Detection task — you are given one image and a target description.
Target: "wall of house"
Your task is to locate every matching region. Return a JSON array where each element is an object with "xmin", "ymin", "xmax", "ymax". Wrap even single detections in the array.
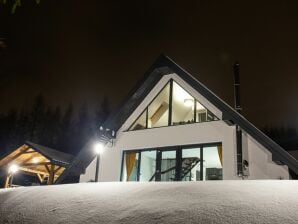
[
  {"xmin": 80, "ymin": 120, "xmax": 289, "ymax": 182},
  {"xmin": 80, "ymin": 73, "xmax": 289, "ymax": 182},
  {"xmin": 244, "ymin": 134, "xmax": 289, "ymax": 180}
]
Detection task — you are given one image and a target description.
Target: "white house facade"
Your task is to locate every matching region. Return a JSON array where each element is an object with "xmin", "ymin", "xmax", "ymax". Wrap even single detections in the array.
[{"xmin": 57, "ymin": 55, "xmax": 298, "ymax": 184}]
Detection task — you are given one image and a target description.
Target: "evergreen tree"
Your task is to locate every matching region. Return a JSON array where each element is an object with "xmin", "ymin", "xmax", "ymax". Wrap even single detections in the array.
[{"xmin": 28, "ymin": 94, "xmax": 46, "ymax": 143}]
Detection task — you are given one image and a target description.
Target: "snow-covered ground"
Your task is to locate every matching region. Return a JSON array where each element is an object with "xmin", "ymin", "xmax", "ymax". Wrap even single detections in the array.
[{"xmin": 1, "ymin": 181, "xmax": 298, "ymax": 223}]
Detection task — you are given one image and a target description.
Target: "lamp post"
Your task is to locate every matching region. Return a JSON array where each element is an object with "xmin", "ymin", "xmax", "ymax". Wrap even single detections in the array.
[
  {"xmin": 8, "ymin": 164, "xmax": 19, "ymax": 188},
  {"xmin": 94, "ymin": 142, "xmax": 104, "ymax": 182}
]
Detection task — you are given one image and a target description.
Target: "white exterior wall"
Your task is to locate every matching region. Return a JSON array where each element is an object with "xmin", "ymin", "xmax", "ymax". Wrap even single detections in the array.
[
  {"xmin": 80, "ymin": 73, "xmax": 289, "ymax": 182},
  {"xmin": 80, "ymin": 121, "xmax": 289, "ymax": 182}
]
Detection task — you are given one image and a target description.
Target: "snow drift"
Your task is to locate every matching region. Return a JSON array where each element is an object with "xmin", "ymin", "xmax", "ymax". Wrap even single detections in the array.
[{"xmin": 1, "ymin": 181, "xmax": 298, "ymax": 223}]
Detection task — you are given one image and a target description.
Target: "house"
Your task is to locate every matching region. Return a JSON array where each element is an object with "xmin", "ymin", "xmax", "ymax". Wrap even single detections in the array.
[
  {"xmin": 0, "ymin": 142, "xmax": 75, "ymax": 187},
  {"xmin": 57, "ymin": 55, "xmax": 298, "ymax": 183}
]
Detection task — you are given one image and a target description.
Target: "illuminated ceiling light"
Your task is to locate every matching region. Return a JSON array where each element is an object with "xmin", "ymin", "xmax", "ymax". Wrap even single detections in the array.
[
  {"xmin": 184, "ymin": 99, "xmax": 194, "ymax": 107},
  {"xmin": 8, "ymin": 164, "xmax": 19, "ymax": 174},
  {"xmin": 32, "ymin": 158, "xmax": 39, "ymax": 164},
  {"xmin": 94, "ymin": 142, "xmax": 105, "ymax": 155}
]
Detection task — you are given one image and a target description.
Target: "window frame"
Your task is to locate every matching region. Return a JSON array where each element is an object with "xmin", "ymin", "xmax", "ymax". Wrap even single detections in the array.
[
  {"xmin": 120, "ymin": 142, "xmax": 222, "ymax": 182},
  {"xmin": 127, "ymin": 79, "xmax": 219, "ymax": 132}
]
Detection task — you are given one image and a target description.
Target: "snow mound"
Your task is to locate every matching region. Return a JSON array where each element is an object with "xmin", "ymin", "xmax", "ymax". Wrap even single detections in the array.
[{"xmin": 1, "ymin": 181, "xmax": 298, "ymax": 224}]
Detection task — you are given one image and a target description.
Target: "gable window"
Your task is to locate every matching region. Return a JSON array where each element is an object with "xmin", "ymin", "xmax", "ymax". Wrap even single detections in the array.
[
  {"xmin": 148, "ymin": 82, "xmax": 170, "ymax": 128},
  {"xmin": 128, "ymin": 79, "xmax": 218, "ymax": 131},
  {"xmin": 171, "ymin": 81, "xmax": 195, "ymax": 125}
]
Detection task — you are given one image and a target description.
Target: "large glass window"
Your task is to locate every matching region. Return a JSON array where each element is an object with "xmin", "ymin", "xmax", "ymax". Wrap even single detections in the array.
[
  {"xmin": 121, "ymin": 152, "xmax": 139, "ymax": 181},
  {"xmin": 182, "ymin": 148, "xmax": 201, "ymax": 181},
  {"xmin": 148, "ymin": 83, "xmax": 170, "ymax": 128},
  {"xmin": 129, "ymin": 110, "xmax": 147, "ymax": 131},
  {"xmin": 172, "ymin": 82, "xmax": 195, "ymax": 125},
  {"xmin": 121, "ymin": 144, "xmax": 223, "ymax": 182},
  {"xmin": 128, "ymin": 80, "xmax": 219, "ymax": 131},
  {"xmin": 203, "ymin": 146, "xmax": 223, "ymax": 180},
  {"xmin": 160, "ymin": 150, "xmax": 176, "ymax": 181},
  {"xmin": 139, "ymin": 151, "xmax": 156, "ymax": 181}
]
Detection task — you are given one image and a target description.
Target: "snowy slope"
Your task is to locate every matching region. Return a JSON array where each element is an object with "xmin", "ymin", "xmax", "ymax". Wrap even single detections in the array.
[{"xmin": 1, "ymin": 181, "xmax": 298, "ymax": 224}]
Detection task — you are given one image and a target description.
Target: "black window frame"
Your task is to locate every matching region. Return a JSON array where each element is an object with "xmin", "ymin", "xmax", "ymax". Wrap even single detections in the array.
[
  {"xmin": 127, "ymin": 79, "xmax": 219, "ymax": 132},
  {"xmin": 120, "ymin": 142, "xmax": 222, "ymax": 182}
]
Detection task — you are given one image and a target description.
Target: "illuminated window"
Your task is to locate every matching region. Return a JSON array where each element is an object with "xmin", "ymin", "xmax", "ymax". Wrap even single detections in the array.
[
  {"xmin": 128, "ymin": 80, "xmax": 218, "ymax": 131},
  {"xmin": 147, "ymin": 83, "xmax": 170, "ymax": 128},
  {"xmin": 172, "ymin": 82, "xmax": 195, "ymax": 125},
  {"xmin": 129, "ymin": 110, "xmax": 146, "ymax": 131}
]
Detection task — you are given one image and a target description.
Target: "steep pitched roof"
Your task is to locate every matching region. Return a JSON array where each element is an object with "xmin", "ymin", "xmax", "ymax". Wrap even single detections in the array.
[
  {"xmin": 25, "ymin": 141, "xmax": 74, "ymax": 165},
  {"xmin": 56, "ymin": 55, "xmax": 298, "ymax": 183}
]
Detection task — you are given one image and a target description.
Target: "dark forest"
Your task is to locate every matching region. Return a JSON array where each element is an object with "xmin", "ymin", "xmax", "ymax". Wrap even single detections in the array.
[{"xmin": 0, "ymin": 94, "xmax": 110, "ymax": 157}]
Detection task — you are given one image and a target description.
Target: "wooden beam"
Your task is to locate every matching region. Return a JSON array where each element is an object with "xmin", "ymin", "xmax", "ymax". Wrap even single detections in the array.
[
  {"xmin": 54, "ymin": 166, "xmax": 63, "ymax": 174},
  {"xmin": 21, "ymin": 150, "xmax": 36, "ymax": 154},
  {"xmin": 45, "ymin": 164, "xmax": 50, "ymax": 173},
  {"xmin": 18, "ymin": 167, "xmax": 57, "ymax": 177},
  {"xmin": 21, "ymin": 162, "xmax": 52, "ymax": 167},
  {"xmin": 150, "ymin": 102, "xmax": 169, "ymax": 125},
  {"xmin": 19, "ymin": 152, "xmax": 40, "ymax": 165},
  {"xmin": 36, "ymin": 173, "xmax": 44, "ymax": 183},
  {"xmin": 0, "ymin": 145, "xmax": 30, "ymax": 167}
]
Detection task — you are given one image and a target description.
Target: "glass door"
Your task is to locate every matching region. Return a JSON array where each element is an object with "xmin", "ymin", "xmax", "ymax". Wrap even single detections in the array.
[
  {"xmin": 146, "ymin": 149, "xmax": 178, "ymax": 182},
  {"xmin": 181, "ymin": 147, "xmax": 202, "ymax": 181},
  {"xmin": 121, "ymin": 143, "xmax": 223, "ymax": 182}
]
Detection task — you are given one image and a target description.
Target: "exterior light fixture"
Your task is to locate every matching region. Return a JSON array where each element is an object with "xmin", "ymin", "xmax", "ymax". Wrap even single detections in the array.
[
  {"xmin": 8, "ymin": 164, "xmax": 19, "ymax": 188},
  {"xmin": 93, "ymin": 142, "xmax": 105, "ymax": 182},
  {"xmin": 184, "ymin": 98, "xmax": 194, "ymax": 107},
  {"xmin": 94, "ymin": 142, "xmax": 104, "ymax": 155},
  {"xmin": 8, "ymin": 164, "xmax": 19, "ymax": 174}
]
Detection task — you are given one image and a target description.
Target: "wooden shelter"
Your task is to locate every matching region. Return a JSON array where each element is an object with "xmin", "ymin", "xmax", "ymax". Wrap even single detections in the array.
[{"xmin": 0, "ymin": 142, "xmax": 74, "ymax": 188}]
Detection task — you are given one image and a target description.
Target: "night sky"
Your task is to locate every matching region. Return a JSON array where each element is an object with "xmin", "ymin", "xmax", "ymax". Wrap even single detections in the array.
[{"xmin": 1, "ymin": 1, "xmax": 298, "ymax": 129}]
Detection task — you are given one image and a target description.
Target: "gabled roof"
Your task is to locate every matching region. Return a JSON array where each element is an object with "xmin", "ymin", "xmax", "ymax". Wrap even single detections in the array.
[
  {"xmin": 0, "ymin": 142, "xmax": 74, "ymax": 167},
  {"xmin": 57, "ymin": 54, "xmax": 298, "ymax": 183},
  {"xmin": 25, "ymin": 141, "xmax": 74, "ymax": 165}
]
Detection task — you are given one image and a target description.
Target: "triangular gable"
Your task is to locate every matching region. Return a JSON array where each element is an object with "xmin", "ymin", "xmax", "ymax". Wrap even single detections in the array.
[
  {"xmin": 127, "ymin": 79, "xmax": 219, "ymax": 131},
  {"xmin": 57, "ymin": 54, "xmax": 298, "ymax": 183}
]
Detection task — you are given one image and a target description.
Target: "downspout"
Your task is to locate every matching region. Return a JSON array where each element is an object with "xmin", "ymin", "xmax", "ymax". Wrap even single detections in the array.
[{"xmin": 234, "ymin": 62, "xmax": 243, "ymax": 177}]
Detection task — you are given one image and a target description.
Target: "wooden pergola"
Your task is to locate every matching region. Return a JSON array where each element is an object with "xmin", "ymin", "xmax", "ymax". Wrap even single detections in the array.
[{"xmin": 0, "ymin": 142, "xmax": 74, "ymax": 188}]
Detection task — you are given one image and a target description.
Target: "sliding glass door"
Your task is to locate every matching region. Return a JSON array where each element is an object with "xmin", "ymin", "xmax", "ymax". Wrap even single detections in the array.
[{"xmin": 121, "ymin": 143, "xmax": 223, "ymax": 182}]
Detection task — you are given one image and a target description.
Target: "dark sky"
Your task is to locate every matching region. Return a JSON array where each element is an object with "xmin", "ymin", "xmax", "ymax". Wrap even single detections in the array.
[{"xmin": 1, "ymin": 0, "xmax": 298, "ymax": 129}]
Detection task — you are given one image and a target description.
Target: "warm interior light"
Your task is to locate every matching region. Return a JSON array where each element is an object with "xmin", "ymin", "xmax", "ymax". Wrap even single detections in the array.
[
  {"xmin": 184, "ymin": 99, "xmax": 194, "ymax": 107},
  {"xmin": 32, "ymin": 158, "xmax": 39, "ymax": 164},
  {"xmin": 94, "ymin": 142, "xmax": 104, "ymax": 155},
  {"xmin": 8, "ymin": 164, "xmax": 19, "ymax": 174},
  {"xmin": 173, "ymin": 82, "xmax": 190, "ymax": 102}
]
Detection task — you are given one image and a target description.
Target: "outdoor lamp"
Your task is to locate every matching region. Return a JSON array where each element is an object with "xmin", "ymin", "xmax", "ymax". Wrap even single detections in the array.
[
  {"xmin": 94, "ymin": 142, "xmax": 105, "ymax": 182},
  {"xmin": 94, "ymin": 142, "xmax": 104, "ymax": 155},
  {"xmin": 8, "ymin": 164, "xmax": 19, "ymax": 174},
  {"xmin": 8, "ymin": 164, "xmax": 19, "ymax": 188}
]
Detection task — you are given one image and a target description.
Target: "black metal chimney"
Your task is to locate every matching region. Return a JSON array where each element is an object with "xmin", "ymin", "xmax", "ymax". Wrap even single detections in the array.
[
  {"xmin": 234, "ymin": 62, "xmax": 241, "ymax": 113},
  {"xmin": 234, "ymin": 62, "xmax": 243, "ymax": 176}
]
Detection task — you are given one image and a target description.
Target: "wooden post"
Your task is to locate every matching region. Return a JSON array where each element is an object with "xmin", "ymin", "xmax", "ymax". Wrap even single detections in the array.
[
  {"xmin": 4, "ymin": 175, "xmax": 11, "ymax": 188},
  {"xmin": 48, "ymin": 164, "xmax": 55, "ymax": 185},
  {"xmin": 36, "ymin": 174, "xmax": 44, "ymax": 183}
]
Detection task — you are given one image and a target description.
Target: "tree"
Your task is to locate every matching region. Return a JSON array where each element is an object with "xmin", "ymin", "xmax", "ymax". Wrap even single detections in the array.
[
  {"xmin": 95, "ymin": 96, "xmax": 111, "ymax": 129},
  {"xmin": 1, "ymin": 0, "xmax": 41, "ymax": 14},
  {"xmin": 28, "ymin": 94, "xmax": 46, "ymax": 143}
]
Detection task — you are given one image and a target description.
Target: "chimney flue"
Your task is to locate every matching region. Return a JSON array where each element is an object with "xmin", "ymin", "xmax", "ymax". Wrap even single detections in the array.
[{"xmin": 234, "ymin": 62, "xmax": 242, "ymax": 114}]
